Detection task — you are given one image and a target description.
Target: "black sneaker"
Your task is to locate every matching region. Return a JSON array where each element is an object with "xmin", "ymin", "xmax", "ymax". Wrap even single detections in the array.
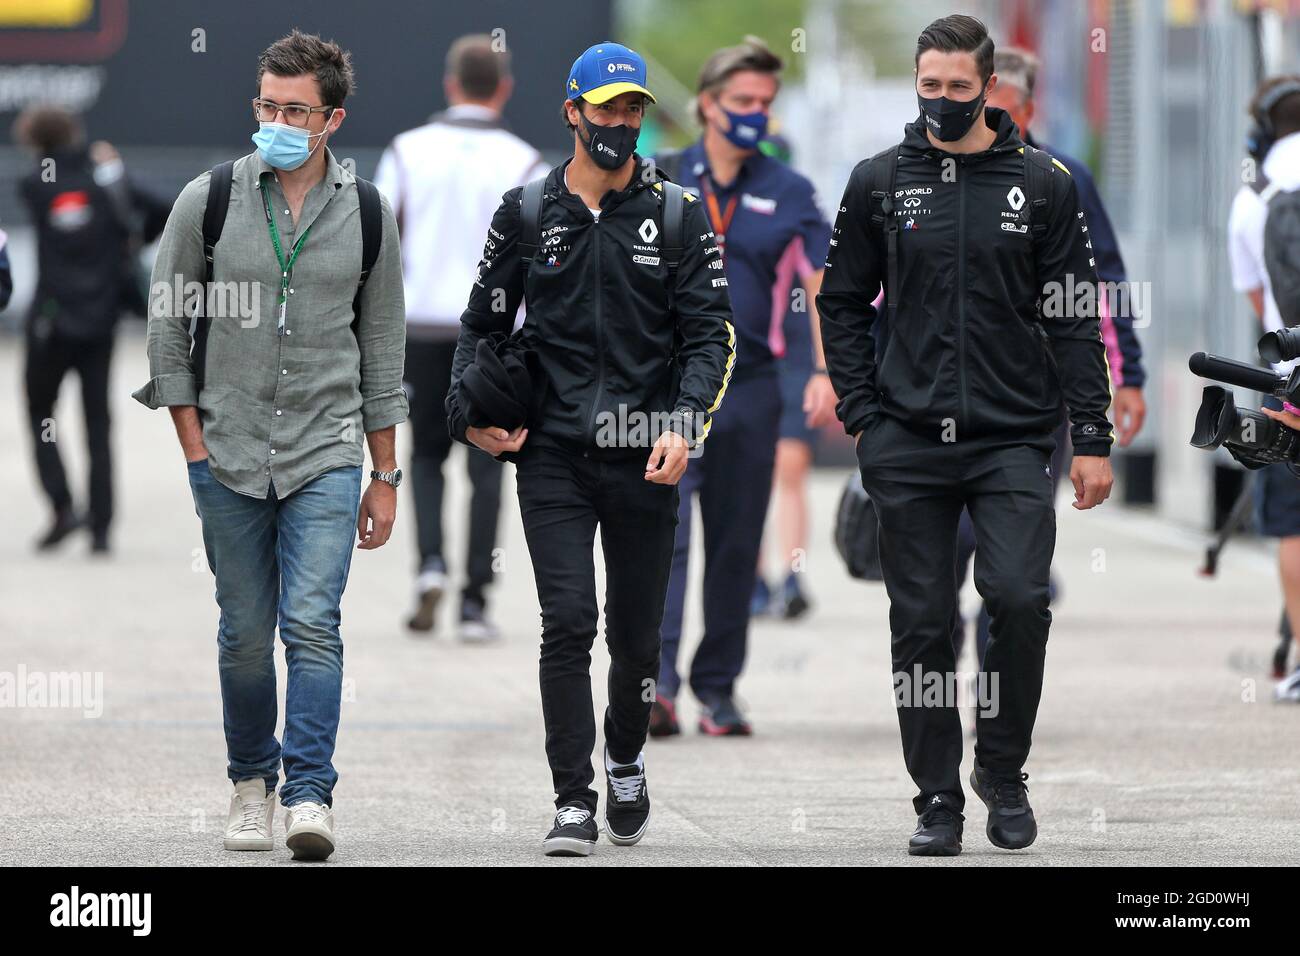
[
  {"xmin": 698, "ymin": 695, "xmax": 752, "ymax": 736},
  {"xmin": 970, "ymin": 762, "xmax": 1037, "ymax": 850},
  {"xmin": 458, "ymin": 596, "xmax": 501, "ymax": 644},
  {"xmin": 602, "ymin": 747, "xmax": 650, "ymax": 845},
  {"xmin": 778, "ymin": 572, "xmax": 811, "ymax": 620},
  {"xmin": 909, "ymin": 794, "xmax": 964, "ymax": 856},
  {"xmin": 36, "ymin": 507, "xmax": 84, "ymax": 551},
  {"xmin": 542, "ymin": 802, "xmax": 598, "ymax": 857}
]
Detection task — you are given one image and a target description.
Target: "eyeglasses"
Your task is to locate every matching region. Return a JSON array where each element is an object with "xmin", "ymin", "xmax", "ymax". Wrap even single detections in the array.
[{"xmin": 252, "ymin": 98, "xmax": 334, "ymax": 127}]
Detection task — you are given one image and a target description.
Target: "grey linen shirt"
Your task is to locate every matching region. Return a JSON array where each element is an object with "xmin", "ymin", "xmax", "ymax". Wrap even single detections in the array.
[{"xmin": 133, "ymin": 149, "xmax": 407, "ymax": 498}]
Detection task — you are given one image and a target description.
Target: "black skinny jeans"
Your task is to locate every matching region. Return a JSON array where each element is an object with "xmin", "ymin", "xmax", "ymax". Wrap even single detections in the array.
[{"xmin": 515, "ymin": 439, "xmax": 679, "ymax": 812}]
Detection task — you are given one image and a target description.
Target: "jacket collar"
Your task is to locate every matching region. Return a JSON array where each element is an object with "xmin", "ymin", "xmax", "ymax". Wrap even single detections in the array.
[
  {"xmin": 681, "ymin": 138, "xmax": 760, "ymax": 189},
  {"xmin": 548, "ymin": 154, "xmax": 656, "ymax": 212},
  {"xmin": 902, "ymin": 106, "xmax": 1025, "ymax": 162},
  {"xmin": 254, "ymin": 146, "xmax": 347, "ymax": 188}
]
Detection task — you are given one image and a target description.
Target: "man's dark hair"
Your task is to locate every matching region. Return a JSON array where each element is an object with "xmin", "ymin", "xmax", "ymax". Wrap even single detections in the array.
[
  {"xmin": 561, "ymin": 96, "xmax": 588, "ymax": 131},
  {"xmin": 1252, "ymin": 74, "xmax": 1300, "ymax": 140},
  {"xmin": 257, "ymin": 29, "xmax": 355, "ymax": 107},
  {"xmin": 561, "ymin": 94, "xmax": 650, "ymax": 131},
  {"xmin": 695, "ymin": 36, "xmax": 783, "ymax": 125},
  {"xmin": 12, "ymin": 104, "xmax": 83, "ymax": 154},
  {"xmin": 915, "ymin": 14, "xmax": 995, "ymax": 85},
  {"xmin": 446, "ymin": 34, "xmax": 510, "ymax": 100}
]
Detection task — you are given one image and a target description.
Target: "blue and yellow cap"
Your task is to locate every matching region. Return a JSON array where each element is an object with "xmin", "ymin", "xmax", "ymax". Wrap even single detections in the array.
[{"xmin": 565, "ymin": 41, "xmax": 656, "ymax": 105}]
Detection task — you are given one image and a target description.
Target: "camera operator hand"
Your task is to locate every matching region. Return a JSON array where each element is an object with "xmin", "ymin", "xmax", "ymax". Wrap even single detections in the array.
[
  {"xmin": 1070, "ymin": 455, "xmax": 1114, "ymax": 510},
  {"xmin": 1262, "ymin": 405, "xmax": 1300, "ymax": 432}
]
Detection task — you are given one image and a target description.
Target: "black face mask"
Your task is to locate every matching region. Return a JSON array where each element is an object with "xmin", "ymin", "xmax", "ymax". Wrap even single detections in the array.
[
  {"xmin": 917, "ymin": 86, "xmax": 988, "ymax": 142},
  {"xmin": 579, "ymin": 113, "xmax": 639, "ymax": 170}
]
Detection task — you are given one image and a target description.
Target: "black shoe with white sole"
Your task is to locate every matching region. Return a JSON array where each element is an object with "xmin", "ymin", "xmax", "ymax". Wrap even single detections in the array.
[
  {"xmin": 543, "ymin": 802, "xmax": 599, "ymax": 857},
  {"xmin": 970, "ymin": 762, "xmax": 1037, "ymax": 850},
  {"xmin": 602, "ymin": 748, "xmax": 650, "ymax": 845},
  {"xmin": 908, "ymin": 794, "xmax": 964, "ymax": 856}
]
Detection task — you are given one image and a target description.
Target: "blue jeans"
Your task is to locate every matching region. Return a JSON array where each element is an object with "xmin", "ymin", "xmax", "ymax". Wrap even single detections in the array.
[{"xmin": 188, "ymin": 459, "xmax": 362, "ymax": 807}]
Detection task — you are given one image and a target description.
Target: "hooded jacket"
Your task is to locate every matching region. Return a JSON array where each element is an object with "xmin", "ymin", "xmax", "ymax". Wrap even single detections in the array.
[{"xmin": 817, "ymin": 107, "xmax": 1114, "ymax": 457}]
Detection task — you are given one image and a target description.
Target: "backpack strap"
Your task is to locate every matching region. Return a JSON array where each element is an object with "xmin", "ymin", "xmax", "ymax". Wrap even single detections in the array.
[
  {"xmin": 661, "ymin": 180, "xmax": 685, "ymax": 279},
  {"xmin": 867, "ymin": 145, "xmax": 901, "ymax": 326},
  {"xmin": 194, "ymin": 160, "xmax": 234, "ymax": 394},
  {"xmin": 352, "ymin": 175, "xmax": 383, "ymax": 332},
  {"xmin": 1022, "ymin": 145, "xmax": 1054, "ymax": 242},
  {"xmin": 517, "ymin": 176, "xmax": 546, "ymax": 272}
]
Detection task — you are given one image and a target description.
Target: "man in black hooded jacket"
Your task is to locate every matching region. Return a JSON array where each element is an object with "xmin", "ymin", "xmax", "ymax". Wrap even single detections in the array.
[{"xmin": 818, "ymin": 15, "xmax": 1113, "ymax": 857}]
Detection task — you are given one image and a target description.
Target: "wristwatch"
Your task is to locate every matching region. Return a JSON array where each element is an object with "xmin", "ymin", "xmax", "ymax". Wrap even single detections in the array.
[
  {"xmin": 370, "ymin": 468, "xmax": 403, "ymax": 488},
  {"xmin": 669, "ymin": 406, "xmax": 698, "ymax": 448}
]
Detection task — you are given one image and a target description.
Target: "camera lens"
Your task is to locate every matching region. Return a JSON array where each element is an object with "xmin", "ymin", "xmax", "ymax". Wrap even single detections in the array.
[{"xmin": 1259, "ymin": 328, "xmax": 1300, "ymax": 364}]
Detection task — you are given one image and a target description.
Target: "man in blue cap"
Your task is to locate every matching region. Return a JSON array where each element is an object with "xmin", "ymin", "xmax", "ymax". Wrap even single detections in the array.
[{"xmin": 447, "ymin": 41, "xmax": 735, "ymax": 856}]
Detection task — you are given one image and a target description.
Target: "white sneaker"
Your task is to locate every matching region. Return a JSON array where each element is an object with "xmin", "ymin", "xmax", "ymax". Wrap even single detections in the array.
[
  {"xmin": 1274, "ymin": 668, "xmax": 1300, "ymax": 703},
  {"xmin": 224, "ymin": 778, "xmax": 275, "ymax": 851},
  {"xmin": 284, "ymin": 800, "xmax": 335, "ymax": 861},
  {"xmin": 407, "ymin": 568, "xmax": 447, "ymax": 634}
]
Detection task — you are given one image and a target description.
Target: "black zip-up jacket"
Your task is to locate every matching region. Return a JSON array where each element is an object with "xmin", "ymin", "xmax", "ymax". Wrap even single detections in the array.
[
  {"xmin": 817, "ymin": 108, "xmax": 1114, "ymax": 457},
  {"xmin": 447, "ymin": 156, "xmax": 736, "ymax": 457}
]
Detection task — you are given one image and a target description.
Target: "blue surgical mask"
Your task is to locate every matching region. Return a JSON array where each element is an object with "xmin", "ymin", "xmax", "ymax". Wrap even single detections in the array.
[
  {"xmin": 718, "ymin": 108, "xmax": 768, "ymax": 150},
  {"xmin": 251, "ymin": 121, "xmax": 325, "ymax": 171}
]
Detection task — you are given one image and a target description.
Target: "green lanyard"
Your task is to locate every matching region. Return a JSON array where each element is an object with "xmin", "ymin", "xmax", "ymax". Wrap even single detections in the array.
[{"xmin": 260, "ymin": 182, "xmax": 312, "ymax": 334}]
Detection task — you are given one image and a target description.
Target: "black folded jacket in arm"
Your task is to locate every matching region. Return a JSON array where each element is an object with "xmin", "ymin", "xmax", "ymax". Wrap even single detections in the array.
[{"xmin": 454, "ymin": 332, "xmax": 545, "ymax": 462}]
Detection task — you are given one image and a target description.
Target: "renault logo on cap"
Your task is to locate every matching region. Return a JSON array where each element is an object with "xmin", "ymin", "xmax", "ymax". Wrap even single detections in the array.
[{"xmin": 1007, "ymin": 186, "xmax": 1025, "ymax": 211}]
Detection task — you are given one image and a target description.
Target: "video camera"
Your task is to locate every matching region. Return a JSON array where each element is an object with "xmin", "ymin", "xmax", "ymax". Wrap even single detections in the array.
[{"xmin": 1188, "ymin": 328, "xmax": 1300, "ymax": 470}]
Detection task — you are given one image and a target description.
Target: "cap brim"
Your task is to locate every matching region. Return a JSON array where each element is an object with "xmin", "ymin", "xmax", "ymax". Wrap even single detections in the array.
[{"xmin": 582, "ymin": 81, "xmax": 656, "ymax": 105}]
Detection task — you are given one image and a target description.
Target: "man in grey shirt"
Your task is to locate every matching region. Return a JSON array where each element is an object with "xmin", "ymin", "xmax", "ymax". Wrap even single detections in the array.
[{"xmin": 133, "ymin": 30, "xmax": 406, "ymax": 862}]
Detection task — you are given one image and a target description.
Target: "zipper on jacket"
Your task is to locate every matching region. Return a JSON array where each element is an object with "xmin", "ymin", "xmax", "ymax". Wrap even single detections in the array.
[
  {"xmin": 584, "ymin": 215, "xmax": 606, "ymax": 454},
  {"xmin": 956, "ymin": 158, "xmax": 969, "ymax": 435}
]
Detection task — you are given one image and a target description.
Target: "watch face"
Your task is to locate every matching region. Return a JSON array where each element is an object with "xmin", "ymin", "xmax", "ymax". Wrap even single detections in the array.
[{"xmin": 392, "ymin": 468, "xmax": 403, "ymax": 488}]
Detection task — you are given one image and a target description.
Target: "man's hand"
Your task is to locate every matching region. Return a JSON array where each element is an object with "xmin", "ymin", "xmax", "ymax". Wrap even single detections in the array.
[
  {"xmin": 645, "ymin": 428, "xmax": 689, "ymax": 484},
  {"xmin": 466, "ymin": 425, "xmax": 528, "ymax": 457},
  {"xmin": 1111, "ymin": 387, "xmax": 1146, "ymax": 447},
  {"xmin": 357, "ymin": 480, "xmax": 396, "ymax": 550},
  {"xmin": 168, "ymin": 405, "xmax": 208, "ymax": 462},
  {"xmin": 1070, "ymin": 455, "xmax": 1113, "ymax": 510},
  {"xmin": 1262, "ymin": 405, "xmax": 1300, "ymax": 432},
  {"xmin": 803, "ymin": 371, "xmax": 838, "ymax": 428}
]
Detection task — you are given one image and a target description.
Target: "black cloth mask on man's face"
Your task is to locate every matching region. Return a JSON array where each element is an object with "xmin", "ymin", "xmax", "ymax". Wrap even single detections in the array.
[
  {"xmin": 579, "ymin": 113, "xmax": 639, "ymax": 170},
  {"xmin": 917, "ymin": 85, "xmax": 988, "ymax": 142}
]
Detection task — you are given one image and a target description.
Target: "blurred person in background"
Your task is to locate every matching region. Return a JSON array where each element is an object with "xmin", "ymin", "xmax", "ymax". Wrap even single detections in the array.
[
  {"xmin": 952, "ymin": 45, "xmax": 1148, "ymax": 665},
  {"xmin": 1228, "ymin": 75, "xmax": 1300, "ymax": 702},
  {"xmin": 819, "ymin": 14, "xmax": 1113, "ymax": 857},
  {"xmin": 376, "ymin": 34, "xmax": 546, "ymax": 642},
  {"xmin": 751, "ymin": 131, "xmax": 824, "ymax": 622},
  {"xmin": 0, "ymin": 228, "xmax": 11, "ymax": 311},
  {"xmin": 14, "ymin": 105, "xmax": 169, "ymax": 554},
  {"xmin": 649, "ymin": 37, "xmax": 834, "ymax": 738},
  {"xmin": 133, "ymin": 31, "xmax": 408, "ymax": 861}
]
